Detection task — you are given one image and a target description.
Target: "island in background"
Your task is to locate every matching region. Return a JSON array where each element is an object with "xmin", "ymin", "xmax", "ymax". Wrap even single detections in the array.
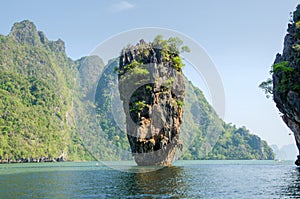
[{"xmin": 0, "ymin": 20, "xmax": 274, "ymax": 163}]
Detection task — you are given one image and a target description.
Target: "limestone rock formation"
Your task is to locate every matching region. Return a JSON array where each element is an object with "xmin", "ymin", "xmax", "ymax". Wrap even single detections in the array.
[
  {"xmin": 118, "ymin": 38, "xmax": 185, "ymax": 166},
  {"xmin": 272, "ymin": 5, "xmax": 300, "ymax": 165},
  {"xmin": 9, "ymin": 20, "xmax": 66, "ymax": 53}
]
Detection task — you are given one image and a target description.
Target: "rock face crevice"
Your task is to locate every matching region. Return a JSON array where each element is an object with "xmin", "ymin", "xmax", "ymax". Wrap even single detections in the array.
[
  {"xmin": 118, "ymin": 39, "xmax": 185, "ymax": 166},
  {"xmin": 272, "ymin": 5, "xmax": 300, "ymax": 164}
]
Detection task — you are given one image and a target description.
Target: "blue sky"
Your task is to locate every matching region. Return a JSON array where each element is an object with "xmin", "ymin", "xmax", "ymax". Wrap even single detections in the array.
[{"xmin": 1, "ymin": 0, "xmax": 299, "ymax": 148}]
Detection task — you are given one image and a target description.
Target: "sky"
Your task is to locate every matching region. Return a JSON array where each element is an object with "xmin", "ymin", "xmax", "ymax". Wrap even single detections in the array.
[{"xmin": 0, "ymin": 0, "xmax": 299, "ymax": 148}]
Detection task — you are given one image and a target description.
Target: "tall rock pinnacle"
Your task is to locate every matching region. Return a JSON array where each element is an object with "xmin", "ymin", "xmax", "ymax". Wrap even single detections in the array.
[
  {"xmin": 271, "ymin": 5, "xmax": 300, "ymax": 165},
  {"xmin": 118, "ymin": 37, "xmax": 187, "ymax": 166}
]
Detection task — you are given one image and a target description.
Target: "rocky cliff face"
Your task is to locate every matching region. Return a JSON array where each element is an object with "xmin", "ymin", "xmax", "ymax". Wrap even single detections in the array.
[
  {"xmin": 118, "ymin": 39, "xmax": 185, "ymax": 166},
  {"xmin": 272, "ymin": 5, "xmax": 300, "ymax": 164},
  {"xmin": 9, "ymin": 20, "xmax": 66, "ymax": 53}
]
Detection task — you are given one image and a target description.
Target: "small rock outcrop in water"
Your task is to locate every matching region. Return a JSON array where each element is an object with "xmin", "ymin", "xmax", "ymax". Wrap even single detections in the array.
[
  {"xmin": 262, "ymin": 5, "xmax": 300, "ymax": 165},
  {"xmin": 118, "ymin": 37, "xmax": 187, "ymax": 166}
]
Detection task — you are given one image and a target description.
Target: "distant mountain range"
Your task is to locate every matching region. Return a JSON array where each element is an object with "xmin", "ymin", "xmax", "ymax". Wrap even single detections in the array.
[{"xmin": 270, "ymin": 144, "xmax": 298, "ymax": 160}]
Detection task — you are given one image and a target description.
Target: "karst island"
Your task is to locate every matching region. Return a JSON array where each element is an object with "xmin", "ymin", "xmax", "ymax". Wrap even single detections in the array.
[{"xmin": 117, "ymin": 36, "xmax": 189, "ymax": 166}]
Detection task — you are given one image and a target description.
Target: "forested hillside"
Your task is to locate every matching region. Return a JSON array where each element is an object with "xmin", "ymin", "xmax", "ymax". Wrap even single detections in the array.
[
  {"xmin": 0, "ymin": 20, "xmax": 93, "ymax": 161},
  {"xmin": 0, "ymin": 20, "xmax": 274, "ymax": 162}
]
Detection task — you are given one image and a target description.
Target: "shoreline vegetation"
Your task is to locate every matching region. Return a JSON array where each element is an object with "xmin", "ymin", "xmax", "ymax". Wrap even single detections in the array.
[
  {"xmin": 0, "ymin": 157, "xmax": 61, "ymax": 164},
  {"xmin": 0, "ymin": 159, "xmax": 292, "ymax": 165},
  {"xmin": 0, "ymin": 151, "xmax": 67, "ymax": 164}
]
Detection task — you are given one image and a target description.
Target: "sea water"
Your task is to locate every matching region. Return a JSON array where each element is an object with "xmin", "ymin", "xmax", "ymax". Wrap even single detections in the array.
[{"xmin": 0, "ymin": 160, "xmax": 299, "ymax": 198}]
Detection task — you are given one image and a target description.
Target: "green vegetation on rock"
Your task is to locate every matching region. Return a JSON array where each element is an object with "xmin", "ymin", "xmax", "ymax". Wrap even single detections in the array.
[
  {"xmin": 259, "ymin": 4, "xmax": 300, "ymax": 164},
  {"xmin": 0, "ymin": 20, "xmax": 274, "ymax": 161},
  {"xmin": 260, "ymin": 5, "xmax": 300, "ymax": 100}
]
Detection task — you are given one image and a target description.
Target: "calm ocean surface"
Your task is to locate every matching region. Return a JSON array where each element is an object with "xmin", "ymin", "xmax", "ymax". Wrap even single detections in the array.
[{"xmin": 0, "ymin": 160, "xmax": 300, "ymax": 198}]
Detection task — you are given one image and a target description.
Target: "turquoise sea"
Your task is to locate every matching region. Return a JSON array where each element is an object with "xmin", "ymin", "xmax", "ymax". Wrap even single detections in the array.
[{"xmin": 0, "ymin": 160, "xmax": 299, "ymax": 198}]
